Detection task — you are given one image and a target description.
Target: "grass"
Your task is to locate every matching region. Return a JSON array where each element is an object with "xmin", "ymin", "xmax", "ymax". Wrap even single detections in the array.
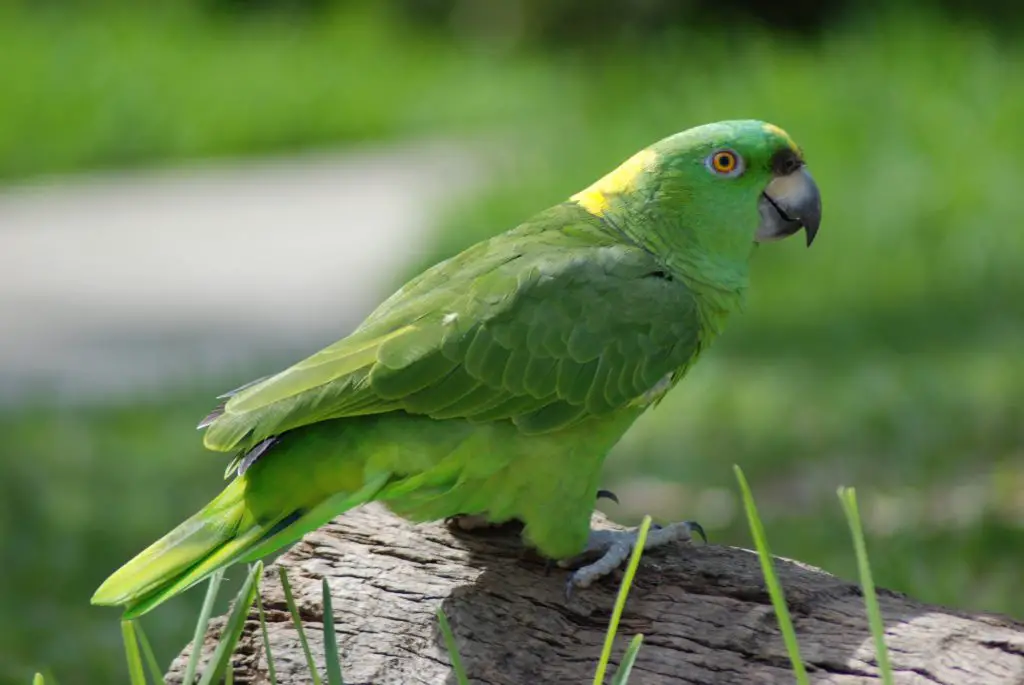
[
  {"xmin": 278, "ymin": 567, "xmax": 321, "ymax": 685},
  {"xmin": 182, "ymin": 568, "xmax": 225, "ymax": 685},
  {"xmin": 593, "ymin": 516, "xmax": 652, "ymax": 685},
  {"xmin": 734, "ymin": 467, "xmax": 808, "ymax": 683},
  {"xmin": 839, "ymin": 487, "xmax": 893, "ymax": 684},
  {"xmin": 436, "ymin": 609, "xmax": 469, "ymax": 685},
  {"xmin": 737, "ymin": 467, "xmax": 896, "ymax": 683},
  {"xmin": 0, "ymin": 4, "xmax": 562, "ymax": 181},
  {"xmin": 97, "ymin": 475, "xmax": 891, "ymax": 684},
  {"xmin": 106, "ymin": 516, "xmax": 657, "ymax": 684},
  {"xmin": 322, "ymin": 578, "xmax": 344, "ymax": 685},
  {"xmin": 3, "ymin": 7, "xmax": 1023, "ymax": 685}
]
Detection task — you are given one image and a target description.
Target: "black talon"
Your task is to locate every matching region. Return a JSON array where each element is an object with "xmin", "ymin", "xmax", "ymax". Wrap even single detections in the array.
[
  {"xmin": 596, "ymin": 489, "xmax": 619, "ymax": 504},
  {"xmin": 686, "ymin": 520, "xmax": 708, "ymax": 544}
]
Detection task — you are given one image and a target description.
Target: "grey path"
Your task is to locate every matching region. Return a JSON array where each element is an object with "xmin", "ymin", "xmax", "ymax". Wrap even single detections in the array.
[{"xmin": 0, "ymin": 140, "xmax": 485, "ymax": 403}]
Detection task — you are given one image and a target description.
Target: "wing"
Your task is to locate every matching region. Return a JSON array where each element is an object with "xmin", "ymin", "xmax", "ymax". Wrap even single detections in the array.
[{"xmin": 202, "ymin": 208, "xmax": 704, "ymax": 453}]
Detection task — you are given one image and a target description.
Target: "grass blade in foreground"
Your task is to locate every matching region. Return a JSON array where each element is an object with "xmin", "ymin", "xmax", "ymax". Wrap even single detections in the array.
[
  {"xmin": 256, "ymin": 592, "xmax": 279, "ymax": 685},
  {"xmin": 121, "ymin": 620, "xmax": 148, "ymax": 685},
  {"xmin": 838, "ymin": 487, "xmax": 894, "ymax": 685},
  {"xmin": 134, "ymin": 621, "xmax": 167, "ymax": 685},
  {"xmin": 734, "ymin": 465, "xmax": 809, "ymax": 685},
  {"xmin": 33, "ymin": 675, "xmax": 44, "ymax": 685},
  {"xmin": 183, "ymin": 568, "xmax": 226, "ymax": 685},
  {"xmin": 279, "ymin": 567, "xmax": 323, "ymax": 685},
  {"xmin": 437, "ymin": 609, "xmax": 470, "ymax": 685},
  {"xmin": 593, "ymin": 515, "xmax": 652, "ymax": 685},
  {"xmin": 610, "ymin": 633, "xmax": 644, "ymax": 685},
  {"xmin": 198, "ymin": 562, "xmax": 263, "ymax": 685},
  {"xmin": 321, "ymin": 578, "xmax": 345, "ymax": 685}
]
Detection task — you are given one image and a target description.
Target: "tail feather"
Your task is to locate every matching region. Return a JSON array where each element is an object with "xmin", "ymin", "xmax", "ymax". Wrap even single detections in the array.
[
  {"xmin": 238, "ymin": 476, "xmax": 389, "ymax": 563},
  {"xmin": 91, "ymin": 472, "xmax": 391, "ymax": 618},
  {"xmin": 118, "ymin": 526, "xmax": 268, "ymax": 619}
]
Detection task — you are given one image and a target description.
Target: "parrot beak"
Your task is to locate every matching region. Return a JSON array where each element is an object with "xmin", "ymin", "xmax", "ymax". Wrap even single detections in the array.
[{"xmin": 756, "ymin": 167, "xmax": 822, "ymax": 246}]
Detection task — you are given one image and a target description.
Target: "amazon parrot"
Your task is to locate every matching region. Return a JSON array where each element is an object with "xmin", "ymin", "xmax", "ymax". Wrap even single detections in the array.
[{"xmin": 92, "ymin": 119, "xmax": 821, "ymax": 618}]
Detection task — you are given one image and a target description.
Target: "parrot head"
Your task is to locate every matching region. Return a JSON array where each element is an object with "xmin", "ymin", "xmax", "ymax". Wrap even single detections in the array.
[{"xmin": 570, "ymin": 119, "xmax": 821, "ymax": 275}]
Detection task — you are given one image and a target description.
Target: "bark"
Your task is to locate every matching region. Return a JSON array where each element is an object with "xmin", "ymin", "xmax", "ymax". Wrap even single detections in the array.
[{"xmin": 166, "ymin": 503, "xmax": 1024, "ymax": 684}]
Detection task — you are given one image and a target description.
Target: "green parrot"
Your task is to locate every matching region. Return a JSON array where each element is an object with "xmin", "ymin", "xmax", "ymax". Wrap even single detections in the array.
[{"xmin": 92, "ymin": 119, "xmax": 821, "ymax": 618}]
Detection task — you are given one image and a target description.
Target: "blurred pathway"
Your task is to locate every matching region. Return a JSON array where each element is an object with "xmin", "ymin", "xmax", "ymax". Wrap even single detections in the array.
[{"xmin": 0, "ymin": 140, "xmax": 485, "ymax": 403}]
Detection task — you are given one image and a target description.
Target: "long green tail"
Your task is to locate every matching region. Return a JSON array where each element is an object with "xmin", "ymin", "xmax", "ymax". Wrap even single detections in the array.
[{"xmin": 91, "ymin": 473, "xmax": 389, "ymax": 619}]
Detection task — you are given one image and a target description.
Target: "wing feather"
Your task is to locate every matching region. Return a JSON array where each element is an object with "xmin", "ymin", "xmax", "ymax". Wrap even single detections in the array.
[{"xmin": 202, "ymin": 209, "xmax": 705, "ymax": 453}]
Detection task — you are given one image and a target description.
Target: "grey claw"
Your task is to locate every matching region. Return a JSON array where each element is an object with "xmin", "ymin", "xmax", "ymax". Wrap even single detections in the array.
[
  {"xmin": 686, "ymin": 520, "xmax": 708, "ymax": 543},
  {"xmin": 596, "ymin": 489, "xmax": 619, "ymax": 504},
  {"xmin": 564, "ymin": 575, "xmax": 576, "ymax": 601}
]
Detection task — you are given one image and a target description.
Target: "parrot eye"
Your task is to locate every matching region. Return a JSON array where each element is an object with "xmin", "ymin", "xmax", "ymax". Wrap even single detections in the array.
[{"xmin": 705, "ymin": 149, "xmax": 744, "ymax": 177}]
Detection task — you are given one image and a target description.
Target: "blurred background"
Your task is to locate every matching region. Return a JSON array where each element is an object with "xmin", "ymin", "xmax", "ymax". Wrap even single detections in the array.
[{"xmin": 2, "ymin": 1, "xmax": 1023, "ymax": 682}]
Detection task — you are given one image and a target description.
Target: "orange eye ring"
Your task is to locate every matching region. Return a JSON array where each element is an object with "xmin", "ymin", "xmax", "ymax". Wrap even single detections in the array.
[{"xmin": 705, "ymin": 149, "xmax": 744, "ymax": 177}]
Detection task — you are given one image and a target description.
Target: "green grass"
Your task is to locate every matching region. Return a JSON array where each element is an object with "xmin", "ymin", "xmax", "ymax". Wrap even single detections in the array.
[
  {"xmin": 279, "ymin": 567, "xmax": 322, "ymax": 685},
  {"xmin": 0, "ymin": 4, "xmax": 562, "ymax": 181},
  {"xmin": 735, "ymin": 467, "xmax": 808, "ymax": 683},
  {"xmin": 738, "ymin": 468, "xmax": 896, "ymax": 683},
  {"xmin": 436, "ymin": 609, "xmax": 469, "ymax": 685},
  {"xmin": 104, "ymin": 479, "xmax": 893, "ymax": 684},
  {"xmin": 182, "ymin": 568, "xmax": 226, "ymax": 685},
  {"xmin": 321, "ymin": 578, "xmax": 344, "ymax": 685},
  {"xmin": 839, "ymin": 487, "xmax": 893, "ymax": 685},
  {"xmin": 593, "ymin": 515, "xmax": 652, "ymax": 685},
  {"xmin": 110, "ymin": 530, "xmax": 655, "ymax": 684}
]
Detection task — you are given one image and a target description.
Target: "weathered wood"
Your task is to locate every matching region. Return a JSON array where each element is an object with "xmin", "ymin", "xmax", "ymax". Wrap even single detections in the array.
[{"xmin": 166, "ymin": 503, "xmax": 1024, "ymax": 684}]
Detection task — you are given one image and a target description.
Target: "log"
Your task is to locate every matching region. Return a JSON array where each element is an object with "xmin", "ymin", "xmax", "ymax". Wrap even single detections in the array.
[{"xmin": 166, "ymin": 503, "xmax": 1024, "ymax": 684}]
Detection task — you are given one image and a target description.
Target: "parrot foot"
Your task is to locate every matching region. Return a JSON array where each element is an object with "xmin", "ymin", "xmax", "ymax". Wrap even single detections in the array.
[
  {"xmin": 445, "ymin": 513, "xmax": 493, "ymax": 531},
  {"xmin": 446, "ymin": 490, "xmax": 619, "ymax": 534},
  {"xmin": 562, "ymin": 520, "xmax": 706, "ymax": 600}
]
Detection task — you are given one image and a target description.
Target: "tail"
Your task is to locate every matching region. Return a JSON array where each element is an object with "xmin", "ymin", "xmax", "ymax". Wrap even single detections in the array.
[{"xmin": 91, "ymin": 473, "xmax": 389, "ymax": 619}]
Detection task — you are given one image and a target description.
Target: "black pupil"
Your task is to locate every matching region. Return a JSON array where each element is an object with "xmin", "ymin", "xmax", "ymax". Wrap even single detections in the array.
[{"xmin": 718, "ymin": 154, "xmax": 732, "ymax": 168}]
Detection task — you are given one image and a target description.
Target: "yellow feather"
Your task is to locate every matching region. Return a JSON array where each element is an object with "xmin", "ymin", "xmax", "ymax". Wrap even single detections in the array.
[{"xmin": 570, "ymin": 148, "xmax": 658, "ymax": 216}]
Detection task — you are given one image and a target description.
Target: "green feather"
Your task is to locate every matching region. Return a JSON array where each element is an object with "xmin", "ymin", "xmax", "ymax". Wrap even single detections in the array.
[{"xmin": 94, "ymin": 119, "xmax": 813, "ymax": 616}]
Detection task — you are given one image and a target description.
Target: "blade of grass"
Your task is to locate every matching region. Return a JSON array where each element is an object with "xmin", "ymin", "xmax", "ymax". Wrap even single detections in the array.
[
  {"xmin": 610, "ymin": 633, "xmax": 644, "ymax": 685},
  {"xmin": 121, "ymin": 620, "xmax": 148, "ymax": 685},
  {"xmin": 838, "ymin": 487, "xmax": 894, "ymax": 685},
  {"xmin": 134, "ymin": 621, "xmax": 167, "ymax": 685},
  {"xmin": 436, "ymin": 609, "xmax": 469, "ymax": 685},
  {"xmin": 198, "ymin": 562, "xmax": 263, "ymax": 685},
  {"xmin": 593, "ymin": 515, "xmax": 652, "ymax": 685},
  {"xmin": 256, "ymin": 592, "xmax": 279, "ymax": 685},
  {"xmin": 321, "ymin": 578, "xmax": 345, "ymax": 685},
  {"xmin": 33, "ymin": 674, "xmax": 45, "ymax": 685},
  {"xmin": 279, "ymin": 566, "xmax": 323, "ymax": 685},
  {"xmin": 734, "ymin": 465, "xmax": 809, "ymax": 685},
  {"xmin": 182, "ymin": 568, "xmax": 226, "ymax": 685}
]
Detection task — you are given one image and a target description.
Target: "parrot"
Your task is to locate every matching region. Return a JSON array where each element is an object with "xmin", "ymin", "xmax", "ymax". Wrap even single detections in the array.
[{"xmin": 92, "ymin": 119, "xmax": 821, "ymax": 618}]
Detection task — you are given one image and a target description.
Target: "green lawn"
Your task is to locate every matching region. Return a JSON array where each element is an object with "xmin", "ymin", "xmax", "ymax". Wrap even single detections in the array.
[
  {"xmin": 0, "ymin": 4, "xmax": 560, "ymax": 180},
  {"xmin": 3, "ymin": 8, "xmax": 1023, "ymax": 685}
]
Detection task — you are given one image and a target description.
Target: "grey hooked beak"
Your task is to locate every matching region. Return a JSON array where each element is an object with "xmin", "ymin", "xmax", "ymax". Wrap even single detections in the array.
[{"xmin": 756, "ymin": 167, "xmax": 822, "ymax": 247}]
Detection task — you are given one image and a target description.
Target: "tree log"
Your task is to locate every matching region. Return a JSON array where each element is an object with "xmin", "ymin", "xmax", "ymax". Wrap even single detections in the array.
[{"xmin": 166, "ymin": 503, "xmax": 1024, "ymax": 684}]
